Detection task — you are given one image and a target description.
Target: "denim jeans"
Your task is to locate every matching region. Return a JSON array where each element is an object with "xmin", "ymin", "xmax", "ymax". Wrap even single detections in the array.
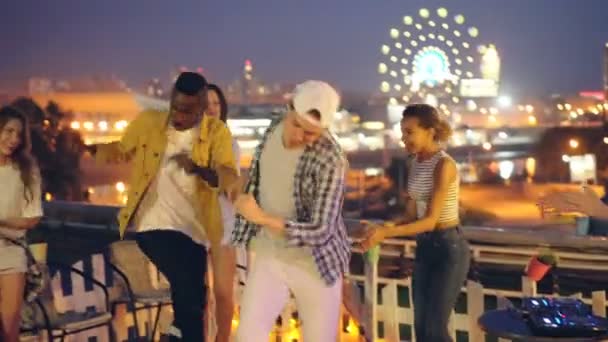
[
  {"xmin": 412, "ymin": 227, "xmax": 470, "ymax": 342},
  {"xmin": 136, "ymin": 230, "xmax": 208, "ymax": 342}
]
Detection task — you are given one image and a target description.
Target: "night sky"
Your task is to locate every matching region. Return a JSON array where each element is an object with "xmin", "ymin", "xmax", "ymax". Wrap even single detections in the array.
[{"xmin": 3, "ymin": 0, "xmax": 608, "ymax": 96}]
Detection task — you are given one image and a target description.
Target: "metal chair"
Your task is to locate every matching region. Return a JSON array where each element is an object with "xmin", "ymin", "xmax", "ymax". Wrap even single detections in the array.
[
  {"xmin": 107, "ymin": 240, "xmax": 172, "ymax": 341},
  {"xmin": 21, "ymin": 263, "xmax": 114, "ymax": 342}
]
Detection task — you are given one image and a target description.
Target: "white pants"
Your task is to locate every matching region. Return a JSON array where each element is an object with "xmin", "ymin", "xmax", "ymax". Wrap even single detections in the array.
[{"xmin": 235, "ymin": 253, "xmax": 342, "ymax": 342}]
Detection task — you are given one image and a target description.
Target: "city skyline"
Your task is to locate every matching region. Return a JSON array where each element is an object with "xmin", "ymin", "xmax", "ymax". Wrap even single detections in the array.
[{"xmin": 3, "ymin": 0, "xmax": 608, "ymax": 96}]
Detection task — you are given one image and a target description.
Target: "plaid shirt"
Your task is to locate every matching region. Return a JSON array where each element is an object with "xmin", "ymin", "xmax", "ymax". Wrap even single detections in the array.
[{"xmin": 231, "ymin": 117, "xmax": 351, "ymax": 285}]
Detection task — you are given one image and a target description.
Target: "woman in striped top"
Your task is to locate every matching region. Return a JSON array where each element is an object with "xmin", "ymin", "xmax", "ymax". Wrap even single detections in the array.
[{"xmin": 361, "ymin": 104, "xmax": 469, "ymax": 342}]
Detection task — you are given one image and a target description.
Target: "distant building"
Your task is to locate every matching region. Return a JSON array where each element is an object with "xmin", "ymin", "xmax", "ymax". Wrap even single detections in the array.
[
  {"xmin": 225, "ymin": 60, "xmax": 292, "ymax": 105},
  {"xmin": 28, "ymin": 78, "xmax": 53, "ymax": 95}
]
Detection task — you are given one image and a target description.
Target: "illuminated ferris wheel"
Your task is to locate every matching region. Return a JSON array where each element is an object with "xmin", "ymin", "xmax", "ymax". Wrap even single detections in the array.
[{"xmin": 378, "ymin": 7, "xmax": 500, "ymax": 111}]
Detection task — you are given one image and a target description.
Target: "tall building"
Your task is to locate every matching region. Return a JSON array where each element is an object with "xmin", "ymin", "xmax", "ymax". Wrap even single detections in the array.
[{"xmin": 242, "ymin": 59, "xmax": 254, "ymax": 105}]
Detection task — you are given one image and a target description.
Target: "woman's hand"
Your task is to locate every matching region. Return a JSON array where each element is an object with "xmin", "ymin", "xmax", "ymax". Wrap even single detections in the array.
[
  {"xmin": 234, "ymin": 194, "xmax": 265, "ymax": 223},
  {"xmin": 359, "ymin": 221, "xmax": 387, "ymax": 251}
]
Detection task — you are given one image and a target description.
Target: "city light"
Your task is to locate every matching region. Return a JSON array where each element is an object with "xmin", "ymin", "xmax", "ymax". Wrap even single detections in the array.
[
  {"xmin": 466, "ymin": 100, "xmax": 477, "ymax": 111},
  {"xmin": 115, "ymin": 182, "xmax": 126, "ymax": 193},
  {"xmin": 525, "ymin": 105, "xmax": 534, "ymax": 113},
  {"xmin": 364, "ymin": 168, "xmax": 383, "ymax": 176},
  {"xmin": 237, "ymin": 139, "xmax": 262, "ymax": 149},
  {"xmin": 562, "ymin": 155, "xmax": 570, "ymax": 163},
  {"xmin": 527, "ymin": 115, "xmax": 537, "ymax": 126},
  {"xmin": 569, "ymin": 139, "xmax": 579, "ymax": 149},
  {"xmin": 114, "ymin": 120, "xmax": 128, "ymax": 131},
  {"xmin": 83, "ymin": 121, "xmax": 94, "ymax": 131},
  {"xmin": 378, "ymin": 63, "xmax": 387, "ymax": 74},
  {"xmin": 468, "ymin": 27, "xmax": 479, "ymax": 37},
  {"xmin": 525, "ymin": 157, "xmax": 536, "ymax": 178},
  {"xmin": 361, "ymin": 121, "xmax": 385, "ymax": 130},
  {"xmin": 230, "ymin": 127, "xmax": 255, "ymax": 137},
  {"xmin": 497, "ymin": 96, "xmax": 512, "ymax": 108},
  {"xmin": 604, "ymin": 137, "xmax": 608, "ymax": 145},
  {"xmin": 98, "ymin": 121, "xmax": 108, "ymax": 131},
  {"xmin": 380, "ymin": 82, "xmax": 390, "ymax": 93},
  {"xmin": 482, "ymin": 142, "xmax": 492, "ymax": 150},
  {"xmin": 499, "ymin": 160, "xmax": 514, "ymax": 180},
  {"xmin": 70, "ymin": 121, "xmax": 80, "ymax": 130},
  {"xmin": 498, "ymin": 131, "xmax": 508, "ymax": 139}
]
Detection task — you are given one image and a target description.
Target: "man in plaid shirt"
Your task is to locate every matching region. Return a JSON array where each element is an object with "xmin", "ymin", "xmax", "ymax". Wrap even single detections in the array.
[{"xmin": 231, "ymin": 81, "xmax": 350, "ymax": 341}]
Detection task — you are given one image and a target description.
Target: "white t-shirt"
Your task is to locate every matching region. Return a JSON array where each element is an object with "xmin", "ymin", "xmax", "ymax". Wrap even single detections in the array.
[
  {"xmin": 135, "ymin": 126, "xmax": 207, "ymax": 247},
  {"xmin": 0, "ymin": 163, "xmax": 43, "ymax": 240},
  {"xmin": 250, "ymin": 122, "xmax": 319, "ymax": 278}
]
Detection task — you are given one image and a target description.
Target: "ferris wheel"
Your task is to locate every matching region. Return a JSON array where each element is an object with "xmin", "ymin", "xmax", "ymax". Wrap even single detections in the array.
[{"xmin": 378, "ymin": 7, "xmax": 498, "ymax": 111}]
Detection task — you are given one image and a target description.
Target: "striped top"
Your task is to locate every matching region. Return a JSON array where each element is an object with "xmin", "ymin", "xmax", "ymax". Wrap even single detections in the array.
[{"xmin": 407, "ymin": 150, "xmax": 459, "ymax": 223}]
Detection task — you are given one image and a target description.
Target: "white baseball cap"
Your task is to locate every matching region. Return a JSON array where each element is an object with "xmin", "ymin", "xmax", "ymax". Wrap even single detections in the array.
[{"xmin": 291, "ymin": 80, "xmax": 340, "ymax": 129}]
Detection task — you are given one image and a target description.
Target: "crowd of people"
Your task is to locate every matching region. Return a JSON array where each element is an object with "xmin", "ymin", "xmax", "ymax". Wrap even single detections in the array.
[{"xmin": 1, "ymin": 72, "xmax": 606, "ymax": 342}]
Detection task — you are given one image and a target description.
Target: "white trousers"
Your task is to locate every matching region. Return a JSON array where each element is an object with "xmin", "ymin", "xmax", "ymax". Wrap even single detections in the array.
[{"xmin": 235, "ymin": 253, "xmax": 342, "ymax": 342}]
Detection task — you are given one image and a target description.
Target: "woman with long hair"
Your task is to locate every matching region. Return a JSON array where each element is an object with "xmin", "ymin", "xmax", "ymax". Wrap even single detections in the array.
[
  {"xmin": 0, "ymin": 106, "xmax": 43, "ymax": 342},
  {"xmin": 361, "ymin": 104, "xmax": 469, "ymax": 342},
  {"xmin": 205, "ymin": 84, "xmax": 240, "ymax": 342}
]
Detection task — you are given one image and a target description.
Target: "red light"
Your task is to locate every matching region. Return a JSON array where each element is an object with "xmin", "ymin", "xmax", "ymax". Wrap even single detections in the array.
[
  {"xmin": 245, "ymin": 59, "xmax": 252, "ymax": 67},
  {"xmin": 579, "ymin": 91, "xmax": 604, "ymax": 100},
  {"xmin": 196, "ymin": 67, "xmax": 204, "ymax": 74}
]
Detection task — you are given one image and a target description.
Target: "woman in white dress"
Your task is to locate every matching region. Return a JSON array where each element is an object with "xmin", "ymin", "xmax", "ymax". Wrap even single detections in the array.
[
  {"xmin": 0, "ymin": 106, "xmax": 43, "ymax": 342},
  {"xmin": 206, "ymin": 84, "xmax": 242, "ymax": 342}
]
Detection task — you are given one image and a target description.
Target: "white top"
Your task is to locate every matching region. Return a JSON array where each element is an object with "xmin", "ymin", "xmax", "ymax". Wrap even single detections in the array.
[
  {"xmin": 407, "ymin": 150, "xmax": 459, "ymax": 223},
  {"xmin": 0, "ymin": 163, "xmax": 43, "ymax": 240},
  {"xmin": 220, "ymin": 138, "xmax": 241, "ymax": 245},
  {"xmin": 135, "ymin": 126, "xmax": 207, "ymax": 247},
  {"xmin": 250, "ymin": 122, "xmax": 319, "ymax": 277}
]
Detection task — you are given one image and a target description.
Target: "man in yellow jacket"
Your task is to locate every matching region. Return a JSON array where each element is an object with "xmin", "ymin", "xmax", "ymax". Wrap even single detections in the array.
[{"xmin": 90, "ymin": 72, "xmax": 239, "ymax": 341}]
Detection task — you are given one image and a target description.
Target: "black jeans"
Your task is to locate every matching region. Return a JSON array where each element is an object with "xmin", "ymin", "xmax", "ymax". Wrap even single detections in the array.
[
  {"xmin": 412, "ymin": 227, "xmax": 470, "ymax": 342},
  {"xmin": 136, "ymin": 230, "xmax": 207, "ymax": 342}
]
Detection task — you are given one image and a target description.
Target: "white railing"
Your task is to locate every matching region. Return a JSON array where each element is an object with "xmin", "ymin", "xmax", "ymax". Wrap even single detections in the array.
[
  {"xmin": 341, "ymin": 238, "xmax": 608, "ymax": 342},
  {"xmin": 35, "ymin": 237, "xmax": 608, "ymax": 342}
]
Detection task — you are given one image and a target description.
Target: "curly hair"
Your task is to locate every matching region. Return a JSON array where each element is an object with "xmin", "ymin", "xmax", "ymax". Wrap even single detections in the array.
[{"xmin": 402, "ymin": 104, "xmax": 453, "ymax": 142}]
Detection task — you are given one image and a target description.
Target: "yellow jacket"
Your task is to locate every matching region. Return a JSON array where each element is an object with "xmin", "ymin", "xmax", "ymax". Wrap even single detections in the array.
[{"xmin": 96, "ymin": 110, "xmax": 238, "ymax": 246}]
